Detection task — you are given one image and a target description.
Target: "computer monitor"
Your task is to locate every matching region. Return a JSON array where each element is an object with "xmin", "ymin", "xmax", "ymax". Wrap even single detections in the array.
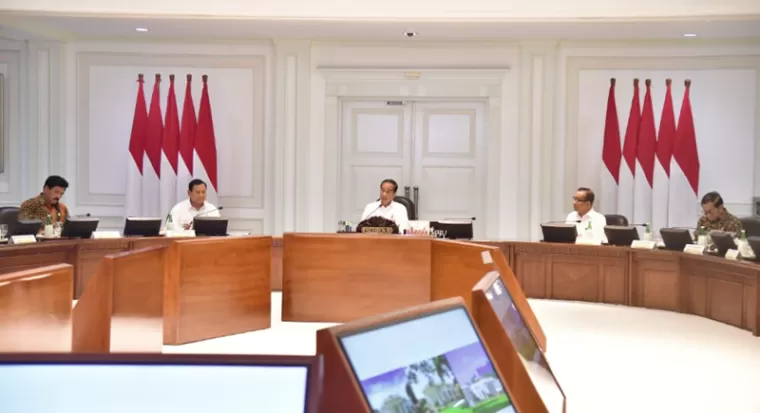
[
  {"xmin": 0, "ymin": 353, "xmax": 322, "ymax": 413},
  {"xmin": 473, "ymin": 271, "xmax": 566, "ymax": 413},
  {"xmin": 8, "ymin": 219, "xmax": 42, "ymax": 237},
  {"xmin": 709, "ymin": 231, "xmax": 737, "ymax": 256},
  {"xmin": 659, "ymin": 228, "xmax": 695, "ymax": 251},
  {"xmin": 336, "ymin": 303, "xmax": 517, "ymax": 413},
  {"xmin": 430, "ymin": 219, "xmax": 474, "ymax": 240},
  {"xmin": 123, "ymin": 217, "xmax": 162, "ymax": 237},
  {"xmin": 540, "ymin": 224, "xmax": 577, "ymax": 244},
  {"xmin": 604, "ymin": 225, "xmax": 639, "ymax": 246},
  {"xmin": 61, "ymin": 217, "xmax": 100, "ymax": 239},
  {"xmin": 193, "ymin": 217, "xmax": 229, "ymax": 236}
]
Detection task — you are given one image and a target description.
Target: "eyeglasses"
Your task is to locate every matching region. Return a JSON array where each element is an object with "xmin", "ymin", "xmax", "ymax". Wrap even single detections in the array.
[{"xmin": 572, "ymin": 197, "xmax": 588, "ymax": 203}]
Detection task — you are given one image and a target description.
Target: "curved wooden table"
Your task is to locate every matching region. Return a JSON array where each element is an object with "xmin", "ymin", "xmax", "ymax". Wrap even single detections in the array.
[{"xmin": 1, "ymin": 236, "xmax": 757, "ymax": 336}]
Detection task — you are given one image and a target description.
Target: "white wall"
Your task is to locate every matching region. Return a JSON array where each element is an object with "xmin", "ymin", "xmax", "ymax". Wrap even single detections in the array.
[{"xmin": 2, "ymin": 38, "xmax": 759, "ymax": 238}]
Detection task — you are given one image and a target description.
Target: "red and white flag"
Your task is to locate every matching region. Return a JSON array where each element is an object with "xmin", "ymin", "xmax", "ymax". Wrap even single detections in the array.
[
  {"xmin": 194, "ymin": 75, "xmax": 219, "ymax": 206},
  {"xmin": 126, "ymin": 74, "xmax": 148, "ymax": 218},
  {"xmin": 160, "ymin": 75, "xmax": 181, "ymax": 217},
  {"xmin": 177, "ymin": 74, "xmax": 197, "ymax": 202},
  {"xmin": 143, "ymin": 74, "xmax": 163, "ymax": 217},
  {"xmin": 669, "ymin": 80, "xmax": 700, "ymax": 228},
  {"xmin": 618, "ymin": 79, "xmax": 640, "ymax": 220},
  {"xmin": 600, "ymin": 78, "xmax": 622, "ymax": 214},
  {"xmin": 652, "ymin": 79, "xmax": 676, "ymax": 235},
  {"xmin": 634, "ymin": 79, "xmax": 656, "ymax": 227}
]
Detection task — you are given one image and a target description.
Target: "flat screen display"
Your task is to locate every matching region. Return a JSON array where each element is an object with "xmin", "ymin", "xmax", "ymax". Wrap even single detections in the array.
[
  {"xmin": 0, "ymin": 363, "xmax": 309, "ymax": 413},
  {"xmin": 339, "ymin": 307, "xmax": 517, "ymax": 413},
  {"xmin": 486, "ymin": 275, "xmax": 565, "ymax": 413}
]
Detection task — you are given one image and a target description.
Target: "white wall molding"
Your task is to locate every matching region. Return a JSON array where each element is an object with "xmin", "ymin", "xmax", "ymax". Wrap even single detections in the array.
[
  {"xmin": 273, "ymin": 39, "xmax": 312, "ymax": 233},
  {"xmin": 316, "ymin": 66, "xmax": 512, "ymax": 238},
  {"xmin": 560, "ymin": 55, "xmax": 760, "ymax": 211},
  {"xmin": 0, "ymin": 42, "xmax": 25, "ymax": 205}
]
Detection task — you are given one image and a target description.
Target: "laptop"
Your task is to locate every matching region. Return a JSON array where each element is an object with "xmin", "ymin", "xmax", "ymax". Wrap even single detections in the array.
[{"xmin": 659, "ymin": 228, "xmax": 695, "ymax": 251}]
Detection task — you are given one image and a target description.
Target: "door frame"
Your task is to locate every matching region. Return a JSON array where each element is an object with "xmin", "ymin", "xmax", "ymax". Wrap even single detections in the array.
[{"xmin": 317, "ymin": 67, "xmax": 510, "ymax": 239}]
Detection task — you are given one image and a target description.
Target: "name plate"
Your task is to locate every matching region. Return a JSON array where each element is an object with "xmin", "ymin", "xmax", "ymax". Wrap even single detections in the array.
[
  {"xmin": 631, "ymin": 240, "xmax": 656, "ymax": 250},
  {"xmin": 166, "ymin": 230, "xmax": 196, "ymax": 238},
  {"xmin": 360, "ymin": 227, "xmax": 394, "ymax": 234},
  {"xmin": 725, "ymin": 249, "xmax": 741, "ymax": 261},
  {"xmin": 683, "ymin": 244, "xmax": 706, "ymax": 255},
  {"xmin": 92, "ymin": 231, "xmax": 121, "ymax": 239},
  {"xmin": 9, "ymin": 235, "xmax": 37, "ymax": 245}
]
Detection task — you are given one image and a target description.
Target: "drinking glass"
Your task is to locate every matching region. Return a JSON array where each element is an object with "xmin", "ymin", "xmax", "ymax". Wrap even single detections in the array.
[{"xmin": 0, "ymin": 224, "xmax": 7, "ymax": 239}]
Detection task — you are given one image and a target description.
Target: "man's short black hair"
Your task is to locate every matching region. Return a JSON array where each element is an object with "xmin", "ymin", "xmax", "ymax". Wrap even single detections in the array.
[
  {"xmin": 701, "ymin": 191, "xmax": 723, "ymax": 207},
  {"xmin": 44, "ymin": 175, "xmax": 69, "ymax": 190},
  {"xmin": 380, "ymin": 179, "xmax": 398, "ymax": 193},
  {"xmin": 577, "ymin": 187, "xmax": 595, "ymax": 205},
  {"xmin": 188, "ymin": 179, "xmax": 207, "ymax": 192}
]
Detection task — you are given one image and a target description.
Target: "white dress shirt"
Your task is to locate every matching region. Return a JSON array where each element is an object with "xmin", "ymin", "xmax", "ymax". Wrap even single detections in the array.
[
  {"xmin": 360, "ymin": 201, "xmax": 409, "ymax": 233},
  {"xmin": 169, "ymin": 199, "xmax": 220, "ymax": 228},
  {"xmin": 566, "ymin": 208, "xmax": 607, "ymax": 243}
]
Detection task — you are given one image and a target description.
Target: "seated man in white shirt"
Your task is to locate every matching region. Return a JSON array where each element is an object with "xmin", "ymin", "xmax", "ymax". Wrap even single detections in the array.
[
  {"xmin": 566, "ymin": 187, "xmax": 607, "ymax": 242},
  {"xmin": 360, "ymin": 179, "xmax": 410, "ymax": 233},
  {"xmin": 169, "ymin": 179, "xmax": 220, "ymax": 230}
]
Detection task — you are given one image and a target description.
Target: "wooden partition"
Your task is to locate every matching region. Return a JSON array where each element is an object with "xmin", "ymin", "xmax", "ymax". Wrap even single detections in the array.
[
  {"xmin": 316, "ymin": 297, "xmax": 531, "ymax": 413},
  {"xmin": 472, "ymin": 271, "xmax": 566, "ymax": 413},
  {"xmin": 0, "ymin": 264, "xmax": 73, "ymax": 352},
  {"xmin": 430, "ymin": 240, "xmax": 501, "ymax": 309},
  {"xmin": 282, "ymin": 233, "xmax": 524, "ymax": 326},
  {"xmin": 72, "ymin": 246, "xmax": 166, "ymax": 353},
  {"xmin": 164, "ymin": 236, "xmax": 272, "ymax": 345},
  {"xmin": 282, "ymin": 233, "xmax": 432, "ymax": 322}
]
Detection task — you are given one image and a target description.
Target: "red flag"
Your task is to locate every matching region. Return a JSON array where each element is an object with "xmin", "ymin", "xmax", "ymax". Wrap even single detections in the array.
[
  {"xmin": 145, "ymin": 74, "xmax": 163, "ymax": 178},
  {"xmin": 143, "ymin": 73, "xmax": 163, "ymax": 217},
  {"xmin": 195, "ymin": 75, "xmax": 219, "ymax": 204},
  {"xmin": 126, "ymin": 74, "xmax": 148, "ymax": 218},
  {"xmin": 622, "ymin": 79, "xmax": 641, "ymax": 178},
  {"xmin": 617, "ymin": 78, "xmax": 640, "ymax": 218},
  {"xmin": 673, "ymin": 79, "xmax": 700, "ymax": 195},
  {"xmin": 655, "ymin": 79, "xmax": 676, "ymax": 176},
  {"xmin": 179, "ymin": 74, "xmax": 197, "ymax": 176},
  {"xmin": 602, "ymin": 78, "xmax": 621, "ymax": 183},
  {"xmin": 128, "ymin": 74, "xmax": 148, "ymax": 175},
  {"xmin": 637, "ymin": 79, "xmax": 656, "ymax": 187},
  {"xmin": 162, "ymin": 75, "xmax": 180, "ymax": 175},
  {"xmin": 161, "ymin": 74, "xmax": 181, "ymax": 215}
]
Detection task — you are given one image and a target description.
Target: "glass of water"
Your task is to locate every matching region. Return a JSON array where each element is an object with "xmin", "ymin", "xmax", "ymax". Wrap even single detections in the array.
[{"xmin": 0, "ymin": 224, "xmax": 7, "ymax": 239}]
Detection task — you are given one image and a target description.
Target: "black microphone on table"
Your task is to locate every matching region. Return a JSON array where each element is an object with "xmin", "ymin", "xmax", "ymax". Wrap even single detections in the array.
[
  {"xmin": 190, "ymin": 206, "xmax": 224, "ymax": 227},
  {"xmin": 543, "ymin": 219, "xmax": 581, "ymax": 225}
]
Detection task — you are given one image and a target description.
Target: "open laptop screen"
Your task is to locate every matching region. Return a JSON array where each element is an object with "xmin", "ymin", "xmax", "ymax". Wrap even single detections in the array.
[
  {"xmin": 338, "ymin": 306, "xmax": 517, "ymax": 413},
  {"xmin": 0, "ymin": 356, "xmax": 311, "ymax": 413}
]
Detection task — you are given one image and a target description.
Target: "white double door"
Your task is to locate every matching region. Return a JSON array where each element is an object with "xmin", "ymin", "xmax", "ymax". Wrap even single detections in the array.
[{"xmin": 339, "ymin": 99, "xmax": 487, "ymax": 237}]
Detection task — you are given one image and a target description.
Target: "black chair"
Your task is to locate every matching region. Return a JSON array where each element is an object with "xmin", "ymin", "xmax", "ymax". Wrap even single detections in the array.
[
  {"xmin": 604, "ymin": 214, "xmax": 629, "ymax": 226},
  {"xmin": 375, "ymin": 196, "xmax": 417, "ymax": 220},
  {"xmin": 739, "ymin": 217, "xmax": 760, "ymax": 237},
  {"xmin": 0, "ymin": 206, "xmax": 20, "ymax": 232}
]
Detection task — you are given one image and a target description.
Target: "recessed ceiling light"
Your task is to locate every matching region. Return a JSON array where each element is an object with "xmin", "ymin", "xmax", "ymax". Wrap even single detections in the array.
[
  {"xmin": 135, "ymin": 27, "xmax": 149, "ymax": 32},
  {"xmin": 682, "ymin": 33, "xmax": 697, "ymax": 37}
]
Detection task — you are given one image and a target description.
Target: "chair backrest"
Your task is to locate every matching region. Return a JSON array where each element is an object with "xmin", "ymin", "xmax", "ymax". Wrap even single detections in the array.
[
  {"xmin": 0, "ymin": 207, "xmax": 20, "ymax": 229},
  {"xmin": 739, "ymin": 217, "xmax": 760, "ymax": 237},
  {"xmin": 604, "ymin": 214, "xmax": 629, "ymax": 226},
  {"xmin": 393, "ymin": 196, "xmax": 417, "ymax": 220},
  {"xmin": 375, "ymin": 196, "xmax": 417, "ymax": 220}
]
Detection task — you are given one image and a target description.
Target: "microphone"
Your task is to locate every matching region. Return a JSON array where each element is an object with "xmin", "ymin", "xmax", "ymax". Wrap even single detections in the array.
[
  {"xmin": 194, "ymin": 206, "xmax": 223, "ymax": 219},
  {"xmin": 72, "ymin": 213, "xmax": 92, "ymax": 218},
  {"xmin": 543, "ymin": 220, "xmax": 581, "ymax": 225},
  {"xmin": 362, "ymin": 204, "xmax": 384, "ymax": 221}
]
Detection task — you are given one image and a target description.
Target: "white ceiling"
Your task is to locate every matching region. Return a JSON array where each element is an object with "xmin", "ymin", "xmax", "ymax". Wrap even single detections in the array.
[{"xmin": 1, "ymin": 14, "xmax": 760, "ymax": 41}]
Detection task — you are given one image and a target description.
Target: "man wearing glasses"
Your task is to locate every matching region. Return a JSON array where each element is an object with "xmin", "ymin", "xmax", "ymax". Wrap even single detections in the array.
[
  {"xmin": 696, "ymin": 191, "xmax": 743, "ymax": 234},
  {"xmin": 566, "ymin": 187, "xmax": 607, "ymax": 242}
]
